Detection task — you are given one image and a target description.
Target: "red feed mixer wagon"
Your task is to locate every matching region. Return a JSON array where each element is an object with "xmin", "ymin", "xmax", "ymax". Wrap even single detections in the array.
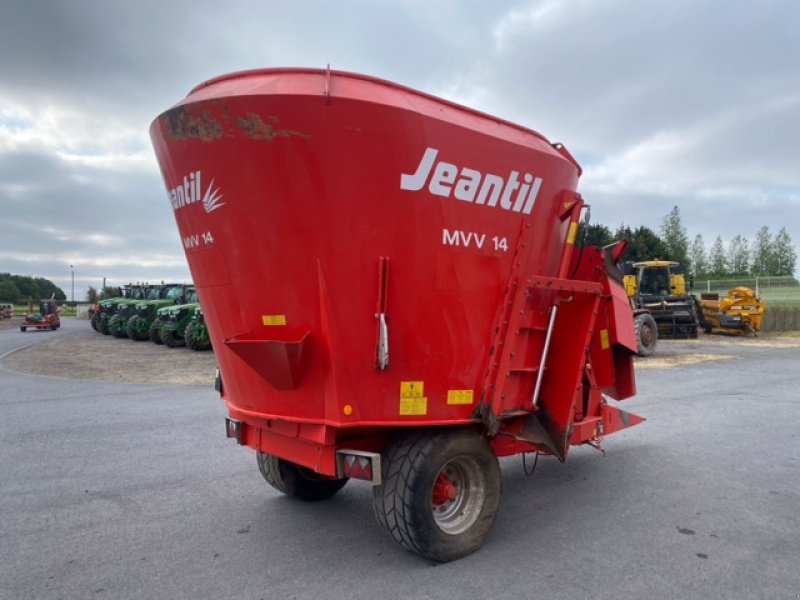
[{"xmin": 150, "ymin": 67, "xmax": 643, "ymax": 562}]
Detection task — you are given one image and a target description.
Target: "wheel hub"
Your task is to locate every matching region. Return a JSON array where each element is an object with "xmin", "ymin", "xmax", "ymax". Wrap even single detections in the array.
[
  {"xmin": 430, "ymin": 456, "xmax": 487, "ymax": 535},
  {"xmin": 432, "ymin": 472, "xmax": 458, "ymax": 505}
]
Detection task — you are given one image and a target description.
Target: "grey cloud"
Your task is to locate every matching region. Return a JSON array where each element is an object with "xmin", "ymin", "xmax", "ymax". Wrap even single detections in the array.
[{"xmin": 1, "ymin": 0, "xmax": 798, "ymax": 289}]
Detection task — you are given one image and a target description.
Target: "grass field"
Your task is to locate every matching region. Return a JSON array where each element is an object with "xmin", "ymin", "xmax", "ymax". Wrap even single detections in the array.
[
  {"xmin": 12, "ymin": 303, "xmax": 78, "ymax": 317},
  {"xmin": 696, "ymin": 276, "xmax": 800, "ymax": 309},
  {"xmin": 758, "ymin": 288, "xmax": 800, "ymax": 308}
]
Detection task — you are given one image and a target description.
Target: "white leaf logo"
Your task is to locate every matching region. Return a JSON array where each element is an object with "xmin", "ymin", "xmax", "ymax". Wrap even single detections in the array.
[{"xmin": 203, "ymin": 179, "xmax": 225, "ymax": 213}]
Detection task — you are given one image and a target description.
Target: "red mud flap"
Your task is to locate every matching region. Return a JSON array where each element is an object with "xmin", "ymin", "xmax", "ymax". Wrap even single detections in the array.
[
  {"xmin": 224, "ymin": 332, "xmax": 310, "ymax": 390},
  {"xmin": 600, "ymin": 403, "xmax": 645, "ymax": 436}
]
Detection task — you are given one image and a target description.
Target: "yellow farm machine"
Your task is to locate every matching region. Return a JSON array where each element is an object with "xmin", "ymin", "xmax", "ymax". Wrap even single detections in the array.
[
  {"xmin": 699, "ymin": 287, "xmax": 765, "ymax": 335},
  {"xmin": 622, "ymin": 260, "xmax": 766, "ymax": 353},
  {"xmin": 622, "ymin": 260, "xmax": 701, "ymax": 355}
]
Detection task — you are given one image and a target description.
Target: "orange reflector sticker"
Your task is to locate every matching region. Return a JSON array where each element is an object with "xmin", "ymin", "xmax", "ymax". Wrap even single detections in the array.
[
  {"xmin": 600, "ymin": 329, "xmax": 610, "ymax": 349},
  {"xmin": 447, "ymin": 390, "xmax": 474, "ymax": 405},
  {"xmin": 262, "ymin": 315, "xmax": 287, "ymax": 326},
  {"xmin": 566, "ymin": 222, "xmax": 578, "ymax": 245}
]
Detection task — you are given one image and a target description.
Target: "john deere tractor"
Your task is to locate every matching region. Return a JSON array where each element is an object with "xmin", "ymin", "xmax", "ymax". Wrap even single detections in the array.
[
  {"xmin": 93, "ymin": 285, "xmax": 148, "ymax": 334},
  {"xmin": 622, "ymin": 260, "xmax": 702, "ymax": 355},
  {"xmin": 148, "ymin": 288, "xmax": 199, "ymax": 345},
  {"xmin": 108, "ymin": 284, "xmax": 166, "ymax": 338},
  {"xmin": 158, "ymin": 301, "xmax": 201, "ymax": 348},
  {"xmin": 126, "ymin": 284, "xmax": 194, "ymax": 341},
  {"xmin": 184, "ymin": 306, "xmax": 212, "ymax": 351}
]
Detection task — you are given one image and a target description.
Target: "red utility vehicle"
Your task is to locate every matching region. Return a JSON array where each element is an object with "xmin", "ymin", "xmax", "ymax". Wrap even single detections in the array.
[
  {"xmin": 150, "ymin": 68, "xmax": 644, "ymax": 561},
  {"xmin": 20, "ymin": 299, "xmax": 60, "ymax": 332}
]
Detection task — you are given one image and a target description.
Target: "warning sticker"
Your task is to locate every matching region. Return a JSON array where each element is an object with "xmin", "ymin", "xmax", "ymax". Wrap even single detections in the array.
[
  {"xmin": 399, "ymin": 397, "xmax": 428, "ymax": 416},
  {"xmin": 447, "ymin": 390, "xmax": 474, "ymax": 405},
  {"xmin": 400, "ymin": 381, "xmax": 424, "ymax": 398},
  {"xmin": 262, "ymin": 315, "xmax": 287, "ymax": 326},
  {"xmin": 400, "ymin": 381, "xmax": 426, "ymax": 415}
]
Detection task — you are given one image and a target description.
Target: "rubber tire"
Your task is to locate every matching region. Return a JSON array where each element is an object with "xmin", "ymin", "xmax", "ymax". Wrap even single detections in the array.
[
  {"xmin": 90, "ymin": 314, "xmax": 99, "ymax": 331},
  {"xmin": 702, "ymin": 320, "xmax": 713, "ymax": 334},
  {"xmin": 185, "ymin": 321, "xmax": 212, "ymax": 351},
  {"xmin": 50, "ymin": 323, "xmax": 57, "ymax": 330},
  {"xmin": 20, "ymin": 326, "xmax": 26, "ymax": 332},
  {"xmin": 372, "ymin": 429, "xmax": 501, "ymax": 562},
  {"xmin": 257, "ymin": 452, "xmax": 348, "ymax": 501},
  {"xmin": 184, "ymin": 321, "xmax": 195, "ymax": 350},
  {"xmin": 99, "ymin": 316, "xmax": 110, "ymax": 335},
  {"xmin": 149, "ymin": 318, "xmax": 164, "ymax": 345},
  {"xmin": 634, "ymin": 313, "xmax": 658, "ymax": 357},
  {"xmin": 161, "ymin": 324, "xmax": 185, "ymax": 348},
  {"xmin": 126, "ymin": 315, "xmax": 146, "ymax": 341},
  {"xmin": 109, "ymin": 314, "xmax": 127, "ymax": 338}
]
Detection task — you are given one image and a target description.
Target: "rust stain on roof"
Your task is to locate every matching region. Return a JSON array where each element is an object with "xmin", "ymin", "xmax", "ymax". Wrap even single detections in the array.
[
  {"xmin": 236, "ymin": 113, "xmax": 309, "ymax": 141},
  {"xmin": 165, "ymin": 107, "xmax": 223, "ymax": 142}
]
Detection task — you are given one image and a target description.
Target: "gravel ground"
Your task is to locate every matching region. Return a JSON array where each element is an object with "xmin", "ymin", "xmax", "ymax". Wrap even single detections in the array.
[
  {"xmin": 2, "ymin": 316, "xmax": 798, "ymax": 385},
  {"xmin": 3, "ymin": 318, "xmax": 217, "ymax": 386},
  {"xmin": 636, "ymin": 332, "xmax": 800, "ymax": 369}
]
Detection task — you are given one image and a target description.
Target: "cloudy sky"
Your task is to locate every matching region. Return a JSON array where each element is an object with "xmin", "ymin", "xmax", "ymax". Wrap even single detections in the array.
[{"xmin": 1, "ymin": 0, "xmax": 798, "ymax": 299}]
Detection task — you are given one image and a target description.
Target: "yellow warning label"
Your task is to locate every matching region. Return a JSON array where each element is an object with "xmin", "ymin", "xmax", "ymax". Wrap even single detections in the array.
[
  {"xmin": 400, "ymin": 381, "xmax": 424, "ymax": 398},
  {"xmin": 566, "ymin": 222, "xmax": 578, "ymax": 245},
  {"xmin": 399, "ymin": 381, "xmax": 426, "ymax": 415},
  {"xmin": 600, "ymin": 329, "xmax": 610, "ymax": 350},
  {"xmin": 400, "ymin": 396, "xmax": 428, "ymax": 416},
  {"xmin": 447, "ymin": 390, "xmax": 474, "ymax": 405},
  {"xmin": 262, "ymin": 315, "xmax": 287, "ymax": 326}
]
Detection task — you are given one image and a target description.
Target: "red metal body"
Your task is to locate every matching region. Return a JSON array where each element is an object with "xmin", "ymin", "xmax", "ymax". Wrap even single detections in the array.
[{"xmin": 150, "ymin": 68, "xmax": 642, "ymax": 477}]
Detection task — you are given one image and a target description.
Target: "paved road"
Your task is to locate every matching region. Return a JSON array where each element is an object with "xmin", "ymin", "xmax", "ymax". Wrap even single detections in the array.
[
  {"xmin": 0, "ymin": 315, "xmax": 85, "ymax": 358},
  {"xmin": 1, "ymin": 325, "xmax": 798, "ymax": 599}
]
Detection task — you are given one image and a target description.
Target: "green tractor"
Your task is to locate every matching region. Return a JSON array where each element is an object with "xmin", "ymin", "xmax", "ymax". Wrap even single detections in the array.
[
  {"xmin": 185, "ymin": 306, "xmax": 212, "ymax": 351},
  {"xmin": 93, "ymin": 285, "xmax": 148, "ymax": 335},
  {"xmin": 108, "ymin": 284, "xmax": 166, "ymax": 338},
  {"xmin": 148, "ymin": 288, "xmax": 198, "ymax": 345},
  {"xmin": 126, "ymin": 284, "xmax": 194, "ymax": 342},
  {"xmin": 158, "ymin": 301, "xmax": 201, "ymax": 348}
]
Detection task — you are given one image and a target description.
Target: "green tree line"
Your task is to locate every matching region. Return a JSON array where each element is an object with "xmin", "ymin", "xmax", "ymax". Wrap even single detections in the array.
[
  {"xmin": 579, "ymin": 206, "xmax": 797, "ymax": 278},
  {"xmin": 0, "ymin": 273, "xmax": 67, "ymax": 304}
]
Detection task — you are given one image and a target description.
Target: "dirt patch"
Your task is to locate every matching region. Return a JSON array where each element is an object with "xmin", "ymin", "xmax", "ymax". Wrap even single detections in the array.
[
  {"xmin": 688, "ymin": 336, "xmax": 800, "ymax": 349},
  {"xmin": 163, "ymin": 106, "xmax": 223, "ymax": 142},
  {"xmin": 3, "ymin": 327, "xmax": 217, "ymax": 387},
  {"xmin": 4, "ymin": 319, "xmax": 798, "ymax": 383},
  {"xmin": 635, "ymin": 353, "xmax": 735, "ymax": 370},
  {"xmin": 236, "ymin": 113, "xmax": 310, "ymax": 141},
  {"xmin": 633, "ymin": 334, "xmax": 800, "ymax": 369}
]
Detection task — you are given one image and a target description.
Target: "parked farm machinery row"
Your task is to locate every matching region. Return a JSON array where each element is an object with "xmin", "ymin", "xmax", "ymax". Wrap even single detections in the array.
[{"xmin": 88, "ymin": 284, "xmax": 211, "ymax": 351}]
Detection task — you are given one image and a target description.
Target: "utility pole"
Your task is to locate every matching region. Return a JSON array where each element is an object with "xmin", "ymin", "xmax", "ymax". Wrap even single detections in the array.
[{"xmin": 70, "ymin": 264, "xmax": 75, "ymax": 302}]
